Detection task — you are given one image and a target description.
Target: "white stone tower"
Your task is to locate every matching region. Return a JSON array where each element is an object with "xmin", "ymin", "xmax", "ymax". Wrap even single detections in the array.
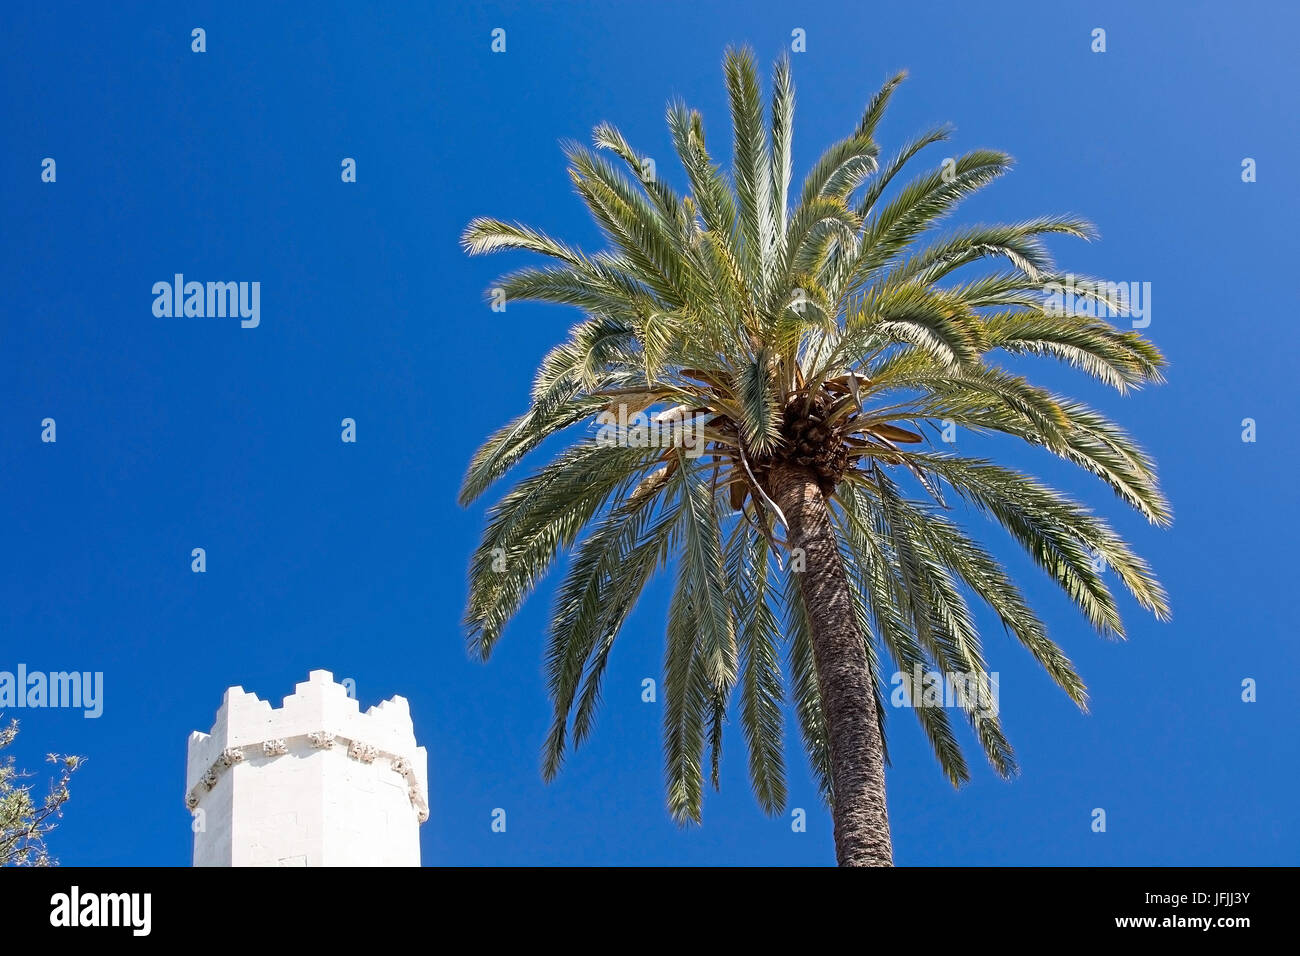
[{"xmin": 185, "ymin": 670, "xmax": 428, "ymax": 866}]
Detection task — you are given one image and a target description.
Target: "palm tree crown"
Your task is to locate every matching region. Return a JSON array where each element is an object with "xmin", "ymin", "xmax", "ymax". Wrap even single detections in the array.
[{"xmin": 460, "ymin": 47, "xmax": 1169, "ymax": 838}]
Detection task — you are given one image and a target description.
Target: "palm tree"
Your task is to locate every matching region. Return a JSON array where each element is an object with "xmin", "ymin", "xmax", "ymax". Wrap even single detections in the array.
[{"xmin": 459, "ymin": 48, "xmax": 1169, "ymax": 867}]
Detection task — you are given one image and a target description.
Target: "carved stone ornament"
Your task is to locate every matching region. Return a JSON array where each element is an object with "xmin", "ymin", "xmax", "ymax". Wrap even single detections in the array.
[{"xmin": 348, "ymin": 740, "xmax": 378, "ymax": 763}]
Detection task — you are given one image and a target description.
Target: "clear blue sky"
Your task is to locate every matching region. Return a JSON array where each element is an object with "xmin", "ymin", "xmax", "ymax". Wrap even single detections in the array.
[{"xmin": 2, "ymin": 0, "xmax": 1296, "ymax": 866}]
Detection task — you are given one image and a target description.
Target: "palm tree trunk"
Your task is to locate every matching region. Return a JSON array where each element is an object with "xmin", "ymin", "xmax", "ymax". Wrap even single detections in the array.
[{"xmin": 767, "ymin": 461, "xmax": 894, "ymax": 867}]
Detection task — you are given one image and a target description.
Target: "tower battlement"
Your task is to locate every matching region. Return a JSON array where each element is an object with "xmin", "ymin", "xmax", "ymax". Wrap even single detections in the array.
[{"xmin": 186, "ymin": 670, "xmax": 428, "ymax": 866}]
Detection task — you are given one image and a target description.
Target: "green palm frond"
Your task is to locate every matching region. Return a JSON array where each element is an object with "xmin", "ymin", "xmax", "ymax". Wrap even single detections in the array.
[
  {"xmin": 728, "ymin": 524, "xmax": 788, "ymax": 813},
  {"xmin": 784, "ymin": 567, "xmax": 833, "ymax": 802}
]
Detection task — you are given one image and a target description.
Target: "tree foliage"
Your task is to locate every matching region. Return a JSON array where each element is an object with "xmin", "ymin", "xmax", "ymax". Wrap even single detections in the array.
[
  {"xmin": 0, "ymin": 719, "xmax": 83, "ymax": 866},
  {"xmin": 460, "ymin": 48, "xmax": 1169, "ymax": 822}
]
